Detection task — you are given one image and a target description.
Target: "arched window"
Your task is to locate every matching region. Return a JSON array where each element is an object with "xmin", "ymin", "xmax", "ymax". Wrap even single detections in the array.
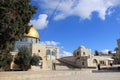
[
  {"xmin": 77, "ymin": 52, "xmax": 79, "ymax": 55},
  {"xmin": 82, "ymin": 62, "xmax": 84, "ymax": 65},
  {"xmin": 52, "ymin": 50, "xmax": 56, "ymax": 56},
  {"xmin": 46, "ymin": 49, "xmax": 50, "ymax": 55},
  {"xmin": 39, "ymin": 56, "xmax": 43, "ymax": 68},
  {"xmin": 83, "ymin": 52, "xmax": 85, "ymax": 55}
]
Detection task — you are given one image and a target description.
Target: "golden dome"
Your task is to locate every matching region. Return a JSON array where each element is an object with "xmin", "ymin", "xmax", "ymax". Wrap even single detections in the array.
[{"xmin": 24, "ymin": 27, "xmax": 39, "ymax": 39}]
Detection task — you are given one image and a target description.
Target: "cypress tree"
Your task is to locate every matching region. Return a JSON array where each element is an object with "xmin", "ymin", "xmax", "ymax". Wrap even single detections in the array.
[
  {"xmin": 0, "ymin": 0, "xmax": 36, "ymax": 53},
  {"xmin": 0, "ymin": 0, "xmax": 37, "ymax": 69}
]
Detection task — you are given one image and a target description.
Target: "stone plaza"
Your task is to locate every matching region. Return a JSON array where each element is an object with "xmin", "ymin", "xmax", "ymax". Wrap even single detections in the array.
[{"xmin": 0, "ymin": 68, "xmax": 120, "ymax": 80}]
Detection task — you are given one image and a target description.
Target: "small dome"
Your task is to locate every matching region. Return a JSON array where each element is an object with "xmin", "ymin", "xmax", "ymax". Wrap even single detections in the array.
[
  {"xmin": 80, "ymin": 46, "xmax": 85, "ymax": 48},
  {"xmin": 24, "ymin": 27, "xmax": 39, "ymax": 39},
  {"xmin": 78, "ymin": 45, "xmax": 85, "ymax": 49}
]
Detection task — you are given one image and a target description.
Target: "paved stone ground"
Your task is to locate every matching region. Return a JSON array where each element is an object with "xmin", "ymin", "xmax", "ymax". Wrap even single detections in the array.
[
  {"xmin": 0, "ymin": 69, "xmax": 120, "ymax": 80},
  {"xmin": 42, "ymin": 72, "xmax": 120, "ymax": 80}
]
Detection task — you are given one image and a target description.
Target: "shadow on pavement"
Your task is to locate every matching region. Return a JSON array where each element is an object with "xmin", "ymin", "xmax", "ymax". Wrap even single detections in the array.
[{"xmin": 92, "ymin": 66, "xmax": 120, "ymax": 73}]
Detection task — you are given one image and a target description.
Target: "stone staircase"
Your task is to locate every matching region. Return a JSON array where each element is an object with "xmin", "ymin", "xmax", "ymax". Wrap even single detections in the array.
[
  {"xmin": 56, "ymin": 57, "xmax": 81, "ymax": 70},
  {"xmin": 56, "ymin": 60, "xmax": 71, "ymax": 70}
]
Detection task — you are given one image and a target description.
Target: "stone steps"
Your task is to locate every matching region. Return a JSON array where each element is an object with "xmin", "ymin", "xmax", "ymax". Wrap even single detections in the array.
[{"xmin": 56, "ymin": 59, "xmax": 79, "ymax": 70}]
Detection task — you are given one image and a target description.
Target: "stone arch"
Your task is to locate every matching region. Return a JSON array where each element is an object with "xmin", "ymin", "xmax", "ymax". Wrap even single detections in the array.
[
  {"xmin": 74, "ymin": 57, "xmax": 80, "ymax": 64},
  {"xmin": 39, "ymin": 56, "xmax": 43, "ymax": 69},
  {"xmin": 93, "ymin": 59, "xmax": 98, "ymax": 64}
]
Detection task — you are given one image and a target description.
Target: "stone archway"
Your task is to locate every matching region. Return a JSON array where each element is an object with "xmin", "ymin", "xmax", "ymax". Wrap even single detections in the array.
[
  {"xmin": 93, "ymin": 59, "xmax": 98, "ymax": 64},
  {"xmin": 39, "ymin": 56, "xmax": 43, "ymax": 69},
  {"xmin": 74, "ymin": 57, "xmax": 80, "ymax": 64}
]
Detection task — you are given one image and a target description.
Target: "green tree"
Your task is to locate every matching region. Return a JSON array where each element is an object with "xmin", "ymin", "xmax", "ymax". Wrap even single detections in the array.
[
  {"xmin": 108, "ymin": 51, "xmax": 112, "ymax": 54},
  {"xmin": 0, "ymin": 52, "xmax": 12, "ymax": 71},
  {"xmin": 112, "ymin": 47, "xmax": 120, "ymax": 64},
  {"xmin": 30, "ymin": 54, "xmax": 41, "ymax": 66},
  {"xmin": 0, "ymin": 0, "xmax": 36, "ymax": 54},
  {"xmin": 114, "ymin": 47, "xmax": 119, "ymax": 51},
  {"xmin": 94, "ymin": 50, "xmax": 99, "ymax": 56},
  {"xmin": 14, "ymin": 46, "xmax": 31, "ymax": 71},
  {"xmin": 112, "ymin": 53, "xmax": 120, "ymax": 64}
]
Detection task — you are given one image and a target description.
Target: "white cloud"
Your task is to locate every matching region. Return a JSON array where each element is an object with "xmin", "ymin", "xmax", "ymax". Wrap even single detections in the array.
[
  {"xmin": 40, "ymin": 41, "xmax": 60, "ymax": 46},
  {"xmin": 101, "ymin": 49, "xmax": 109, "ymax": 54},
  {"xmin": 61, "ymin": 51, "xmax": 72, "ymax": 57},
  {"xmin": 60, "ymin": 46, "xmax": 64, "ymax": 49},
  {"xmin": 36, "ymin": 0, "xmax": 120, "ymax": 20},
  {"xmin": 107, "ymin": 8, "xmax": 114, "ymax": 15},
  {"xmin": 30, "ymin": 14, "xmax": 48, "ymax": 29}
]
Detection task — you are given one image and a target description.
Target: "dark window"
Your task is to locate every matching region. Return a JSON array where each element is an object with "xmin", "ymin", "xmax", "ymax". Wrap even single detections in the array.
[
  {"xmin": 100, "ymin": 61, "xmax": 105, "ymax": 65},
  {"xmin": 82, "ymin": 62, "xmax": 84, "ymax": 65},
  {"xmin": 77, "ymin": 52, "xmax": 79, "ymax": 55},
  {"xmin": 38, "ymin": 50, "xmax": 40, "ymax": 52},
  {"xmin": 20, "ymin": 38, "xmax": 22, "ymax": 41},
  {"xmin": 36, "ymin": 39, "xmax": 37, "ymax": 43},
  {"xmin": 46, "ymin": 49, "xmax": 50, "ymax": 55},
  {"xmin": 83, "ymin": 52, "xmax": 85, "ymax": 55},
  {"xmin": 52, "ymin": 50, "xmax": 56, "ymax": 56}
]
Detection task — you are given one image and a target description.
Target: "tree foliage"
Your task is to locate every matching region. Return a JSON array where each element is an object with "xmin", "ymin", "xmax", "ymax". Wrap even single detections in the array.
[
  {"xmin": 0, "ymin": 0, "xmax": 37, "ymax": 53},
  {"xmin": 114, "ymin": 47, "xmax": 119, "ymax": 51},
  {"xmin": 14, "ymin": 46, "xmax": 32, "ymax": 71},
  {"xmin": 94, "ymin": 50, "xmax": 99, "ymax": 56},
  {"xmin": 0, "ymin": 52, "xmax": 12, "ymax": 70},
  {"xmin": 30, "ymin": 54, "xmax": 41, "ymax": 66},
  {"xmin": 113, "ymin": 47, "xmax": 120, "ymax": 64},
  {"xmin": 14, "ymin": 46, "xmax": 41, "ymax": 70},
  {"xmin": 112, "ymin": 53, "xmax": 120, "ymax": 64},
  {"xmin": 108, "ymin": 51, "xmax": 112, "ymax": 54}
]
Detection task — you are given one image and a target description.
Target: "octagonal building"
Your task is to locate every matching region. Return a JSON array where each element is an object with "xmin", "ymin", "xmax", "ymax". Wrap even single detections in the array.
[{"xmin": 12, "ymin": 27, "xmax": 60, "ymax": 70}]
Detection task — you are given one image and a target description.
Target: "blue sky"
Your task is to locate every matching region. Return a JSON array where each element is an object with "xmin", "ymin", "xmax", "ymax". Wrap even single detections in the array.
[{"xmin": 30, "ymin": 0, "xmax": 120, "ymax": 56}]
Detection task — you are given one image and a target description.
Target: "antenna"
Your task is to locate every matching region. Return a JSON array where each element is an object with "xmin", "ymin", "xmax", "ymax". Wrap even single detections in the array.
[
  {"xmin": 40, "ymin": 0, "xmax": 62, "ymax": 38},
  {"xmin": 48, "ymin": 0, "xmax": 62, "ymax": 21}
]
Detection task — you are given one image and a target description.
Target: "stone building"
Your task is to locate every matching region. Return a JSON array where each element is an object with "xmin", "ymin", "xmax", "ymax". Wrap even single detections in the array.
[
  {"xmin": 116, "ymin": 39, "xmax": 120, "ymax": 54},
  {"xmin": 73, "ymin": 46, "xmax": 114, "ymax": 68},
  {"xmin": 113, "ymin": 39, "xmax": 120, "ymax": 64},
  {"xmin": 11, "ymin": 27, "xmax": 60, "ymax": 70}
]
